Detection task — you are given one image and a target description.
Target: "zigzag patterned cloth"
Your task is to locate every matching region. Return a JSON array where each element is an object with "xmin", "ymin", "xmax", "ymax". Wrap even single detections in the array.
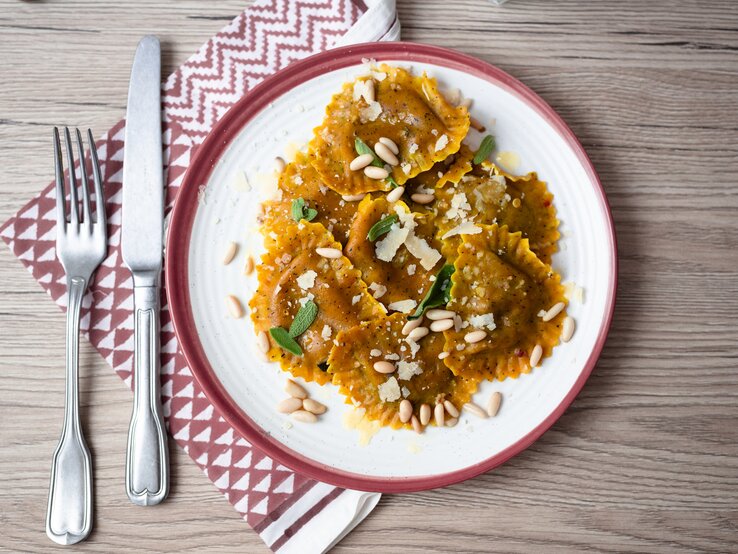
[{"xmin": 0, "ymin": 1, "xmax": 399, "ymax": 552}]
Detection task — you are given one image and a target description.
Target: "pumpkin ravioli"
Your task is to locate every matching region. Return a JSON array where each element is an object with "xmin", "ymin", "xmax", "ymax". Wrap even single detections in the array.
[
  {"xmin": 309, "ymin": 64, "xmax": 470, "ymax": 195},
  {"xmin": 329, "ymin": 313, "xmax": 479, "ymax": 428},
  {"xmin": 432, "ymin": 163, "xmax": 559, "ymax": 263},
  {"xmin": 442, "ymin": 224, "xmax": 567, "ymax": 381},
  {"xmin": 344, "ymin": 195, "xmax": 443, "ymax": 308},
  {"xmin": 249, "ymin": 221, "xmax": 384, "ymax": 384}
]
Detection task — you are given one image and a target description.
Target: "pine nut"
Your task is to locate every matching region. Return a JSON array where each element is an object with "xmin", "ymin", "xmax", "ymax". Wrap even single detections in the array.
[
  {"xmin": 434, "ymin": 403, "xmax": 445, "ymax": 427},
  {"xmin": 222, "ymin": 241, "xmax": 238, "ymax": 265},
  {"xmin": 349, "ymin": 153, "xmax": 374, "ymax": 171},
  {"xmin": 303, "ymin": 398, "xmax": 327, "ymax": 415},
  {"xmin": 464, "ymin": 330, "xmax": 487, "ymax": 343},
  {"xmin": 386, "ymin": 186, "xmax": 405, "ymax": 203},
  {"xmin": 426, "ymin": 309, "xmax": 456, "ymax": 320},
  {"xmin": 419, "ymin": 403, "xmax": 431, "ymax": 425},
  {"xmin": 530, "ymin": 344, "xmax": 543, "ymax": 367},
  {"xmin": 463, "ymin": 402, "xmax": 487, "ymax": 418},
  {"xmin": 364, "ymin": 166, "xmax": 389, "ymax": 180},
  {"xmin": 342, "ymin": 193, "xmax": 366, "ymax": 201},
  {"xmin": 275, "ymin": 156, "xmax": 286, "ymax": 172},
  {"xmin": 256, "ymin": 330, "xmax": 270, "ymax": 353},
  {"xmin": 291, "ymin": 410, "xmax": 317, "ymax": 423},
  {"xmin": 364, "ymin": 79, "xmax": 375, "ymax": 103},
  {"xmin": 378, "ymin": 136, "xmax": 399, "ymax": 155},
  {"xmin": 470, "ymin": 117, "xmax": 486, "ymax": 132},
  {"xmin": 226, "ymin": 295, "xmax": 244, "ymax": 318},
  {"xmin": 402, "ymin": 316, "xmax": 423, "ymax": 335},
  {"xmin": 438, "ymin": 351, "xmax": 450, "ymax": 360},
  {"xmin": 244, "ymin": 255, "xmax": 255, "ymax": 275},
  {"xmin": 487, "ymin": 392, "xmax": 502, "ymax": 417},
  {"xmin": 411, "ymin": 415, "xmax": 423, "ymax": 434},
  {"xmin": 445, "ymin": 417, "xmax": 458, "ymax": 427},
  {"xmin": 410, "ymin": 193, "xmax": 435, "ymax": 204},
  {"xmin": 374, "ymin": 142, "xmax": 399, "ymax": 166},
  {"xmin": 285, "ymin": 379, "xmax": 307, "ymax": 399},
  {"xmin": 562, "ymin": 316, "xmax": 575, "ymax": 342},
  {"xmin": 430, "ymin": 318, "xmax": 454, "ymax": 332},
  {"xmin": 443, "ymin": 400, "xmax": 459, "ymax": 418},
  {"xmin": 277, "ymin": 397, "xmax": 302, "ymax": 414},
  {"xmin": 316, "ymin": 247, "xmax": 342, "ymax": 259},
  {"xmin": 542, "ymin": 301, "xmax": 566, "ymax": 322},
  {"xmin": 373, "ymin": 361, "xmax": 396, "ymax": 374},
  {"xmin": 399, "ymin": 399, "xmax": 413, "ymax": 423},
  {"xmin": 407, "ymin": 326, "xmax": 429, "ymax": 341}
]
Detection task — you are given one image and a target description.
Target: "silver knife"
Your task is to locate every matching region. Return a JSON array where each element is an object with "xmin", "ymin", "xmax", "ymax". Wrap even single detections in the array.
[{"xmin": 121, "ymin": 35, "xmax": 169, "ymax": 506}]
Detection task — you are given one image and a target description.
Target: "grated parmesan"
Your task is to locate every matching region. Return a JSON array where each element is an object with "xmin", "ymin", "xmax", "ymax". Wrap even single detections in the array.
[
  {"xmin": 396, "ymin": 360, "xmax": 423, "ymax": 380},
  {"xmin": 321, "ymin": 325, "xmax": 332, "ymax": 340},
  {"xmin": 469, "ymin": 313, "xmax": 496, "ymax": 331}
]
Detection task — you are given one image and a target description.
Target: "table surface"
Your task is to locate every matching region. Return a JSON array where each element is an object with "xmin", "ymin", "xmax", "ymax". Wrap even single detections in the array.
[{"xmin": 1, "ymin": 0, "xmax": 737, "ymax": 552}]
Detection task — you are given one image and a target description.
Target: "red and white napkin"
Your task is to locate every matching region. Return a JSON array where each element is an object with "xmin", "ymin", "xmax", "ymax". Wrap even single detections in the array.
[{"xmin": 0, "ymin": 1, "xmax": 399, "ymax": 552}]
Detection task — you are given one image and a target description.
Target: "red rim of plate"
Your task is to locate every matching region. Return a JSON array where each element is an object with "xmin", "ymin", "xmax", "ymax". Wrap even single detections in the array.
[{"xmin": 165, "ymin": 41, "xmax": 618, "ymax": 493}]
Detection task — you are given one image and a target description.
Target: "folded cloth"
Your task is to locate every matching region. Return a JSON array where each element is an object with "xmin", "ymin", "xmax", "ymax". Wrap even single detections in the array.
[{"xmin": 0, "ymin": 1, "xmax": 400, "ymax": 551}]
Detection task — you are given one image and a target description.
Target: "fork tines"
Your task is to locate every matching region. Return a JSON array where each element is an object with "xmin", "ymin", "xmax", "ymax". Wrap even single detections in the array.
[{"xmin": 53, "ymin": 127, "xmax": 106, "ymax": 230}]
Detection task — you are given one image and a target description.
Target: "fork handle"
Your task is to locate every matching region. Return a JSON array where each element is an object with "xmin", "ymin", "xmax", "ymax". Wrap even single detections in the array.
[
  {"xmin": 46, "ymin": 277, "xmax": 93, "ymax": 545},
  {"xmin": 125, "ymin": 283, "xmax": 169, "ymax": 506}
]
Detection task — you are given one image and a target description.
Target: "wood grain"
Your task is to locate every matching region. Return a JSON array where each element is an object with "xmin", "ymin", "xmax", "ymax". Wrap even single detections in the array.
[{"xmin": 1, "ymin": 0, "xmax": 737, "ymax": 552}]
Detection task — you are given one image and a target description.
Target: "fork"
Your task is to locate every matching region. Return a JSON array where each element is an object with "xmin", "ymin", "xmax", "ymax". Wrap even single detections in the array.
[{"xmin": 46, "ymin": 127, "xmax": 107, "ymax": 545}]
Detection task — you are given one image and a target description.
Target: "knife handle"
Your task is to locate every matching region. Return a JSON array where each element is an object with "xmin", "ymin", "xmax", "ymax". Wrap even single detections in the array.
[{"xmin": 125, "ymin": 284, "xmax": 169, "ymax": 506}]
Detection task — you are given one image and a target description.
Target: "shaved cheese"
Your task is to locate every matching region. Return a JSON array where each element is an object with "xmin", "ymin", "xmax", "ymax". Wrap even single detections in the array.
[
  {"xmin": 321, "ymin": 325, "xmax": 332, "ymax": 339},
  {"xmin": 469, "ymin": 313, "xmax": 496, "ymax": 331},
  {"xmin": 404, "ymin": 234, "xmax": 442, "ymax": 270},
  {"xmin": 407, "ymin": 264, "xmax": 416, "ymax": 276},
  {"xmin": 401, "ymin": 386, "xmax": 411, "ymax": 398},
  {"xmin": 352, "ymin": 79, "xmax": 373, "ymax": 103},
  {"xmin": 405, "ymin": 337, "xmax": 420, "ymax": 358},
  {"xmin": 369, "ymin": 282, "xmax": 388, "ymax": 299},
  {"xmin": 296, "ymin": 270, "xmax": 317, "ymax": 290},
  {"xmin": 385, "ymin": 353, "xmax": 400, "ymax": 361},
  {"xmin": 441, "ymin": 221, "xmax": 483, "ymax": 240},
  {"xmin": 375, "ymin": 224, "xmax": 410, "ymax": 262},
  {"xmin": 397, "ymin": 360, "xmax": 423, "ymax": 380},
  {"xmin": 298, "ymin": 293, "xmax": 315, "ymax": 306},
  {"xmin": 360, "ymin": 101, "xmax": 382, "ymax": 122},
  {"xmin": 387, "ymin": 299, "xmax": 417, "ymax": 313},
  {"xmin": 446, "ymin": 192, "xmax": 471, "ymax": 220},
  {"xmin": 408, "ymin": 142, "xmax": 419, "ymax": 154},
  {"xmin": 377, "ymin": 377, "xmax": 401, "ymax": 402},
  {"xmin": 434, "ymin": 134, "xmax": 449, "ymax": 151},
  {"xmin": 351, "ymin": 294, "xmax": 362, "ymax": 305}
]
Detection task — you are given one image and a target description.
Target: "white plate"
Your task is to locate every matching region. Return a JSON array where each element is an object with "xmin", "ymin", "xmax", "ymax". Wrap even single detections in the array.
[{"xmin": 166, "ymin": 42, "xmax": 617, "ymax": 492}]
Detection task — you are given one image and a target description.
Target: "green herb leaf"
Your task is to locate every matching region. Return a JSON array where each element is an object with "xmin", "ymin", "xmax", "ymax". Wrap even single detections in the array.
[
  {"xmin": 291, "ymin": 198, "xmax": 317, "ymax": 222},
  {"xmin": 408, "ymin": 265, "xmax": 455, "ymax": 320},
  {"xmin": 289, "ymin": 300, "xmax": 318, "ymax": 338},
  {"xmin": 354, "ymin": 137, "xmax": 384, "ymax": 168},
  {"xmin": 367, "ymin": 214, "xmax": 399, "ymax": 241},
  {"xmin": 473, "ymin": 135, "xmax": 496, "ymax": 165},
  {"xmin": 386, "ymin": 174, "xmax": 399, "ymax": 189},
  {"xmin": 269, "ymin": 327, "xmax": 302, "ymax": 356}
]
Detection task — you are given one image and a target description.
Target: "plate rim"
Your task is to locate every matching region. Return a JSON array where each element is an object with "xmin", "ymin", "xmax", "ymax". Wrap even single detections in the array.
[{"xmin": 165, "ymin": 41, "xmax": 618, "ymax": 493}]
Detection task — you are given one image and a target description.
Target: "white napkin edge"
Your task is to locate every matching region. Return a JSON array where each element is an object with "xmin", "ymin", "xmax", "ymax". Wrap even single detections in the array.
[
  {"xmin": 274, "ymin": 488, "xmax": 381, "ymax": 554},
  {"xmin": 335, "ymin": 0, "xmax": 400, "ymax": 46}
]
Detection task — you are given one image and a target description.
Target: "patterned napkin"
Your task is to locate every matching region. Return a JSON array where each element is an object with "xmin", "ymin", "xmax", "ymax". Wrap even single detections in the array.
[{"xmin": 0, "ymin": 1, "xmax": 399, "ymax": 552}]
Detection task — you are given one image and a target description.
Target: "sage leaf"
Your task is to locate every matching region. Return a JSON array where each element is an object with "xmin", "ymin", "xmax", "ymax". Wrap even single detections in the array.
[
  {"xmin": 269, "ymin": 327, "xmax": 302, "ymax": 356},
  {"xmin": 291, "ymin": 197, "xmax": 317, "ymax": 222},
  {"xmin": 473, "ymin": 135, "xmax": 496, "ymax": 165},
  {"xmin": 289, "ymin": 300, "xmax": 318, "ymax": 338},
  {"xmin": 408, "ymin": 264, "xmax": 455, "ymax": 320},
  {"xmin": 367, "ymin": 214, "xmax": 399, "ymax": 241}
]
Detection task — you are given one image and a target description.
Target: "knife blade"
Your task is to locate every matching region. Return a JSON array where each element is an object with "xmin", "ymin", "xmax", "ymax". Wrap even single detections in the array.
[{"xmin": 121, "ymin": 35, "xmax": 169, "ymax": 507}]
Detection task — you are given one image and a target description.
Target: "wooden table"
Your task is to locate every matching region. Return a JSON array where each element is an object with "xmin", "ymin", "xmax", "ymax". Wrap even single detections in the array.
[{"xmin": 2, "ymin": 0, "xmax": 736, "ymax": 551}]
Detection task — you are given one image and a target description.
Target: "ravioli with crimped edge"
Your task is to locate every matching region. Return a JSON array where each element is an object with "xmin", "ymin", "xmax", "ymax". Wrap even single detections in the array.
[
  {"xmin": 309, "ymin": 64, "xmax": 470, "ymax": 195},
  {"xmin": 328, "ymin": 313, "xmax": 479, "ymax": 428},
  {"xmin": 249, "ymin": 220, "xmax": 384, "ymax": 384},
  {"xmin": 432, "ymin": 162, "xmax": 559, "ymax": 263},
  {"xmin": 442, "ymin": 224, "xmax": 567, "ymax": 381}
]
